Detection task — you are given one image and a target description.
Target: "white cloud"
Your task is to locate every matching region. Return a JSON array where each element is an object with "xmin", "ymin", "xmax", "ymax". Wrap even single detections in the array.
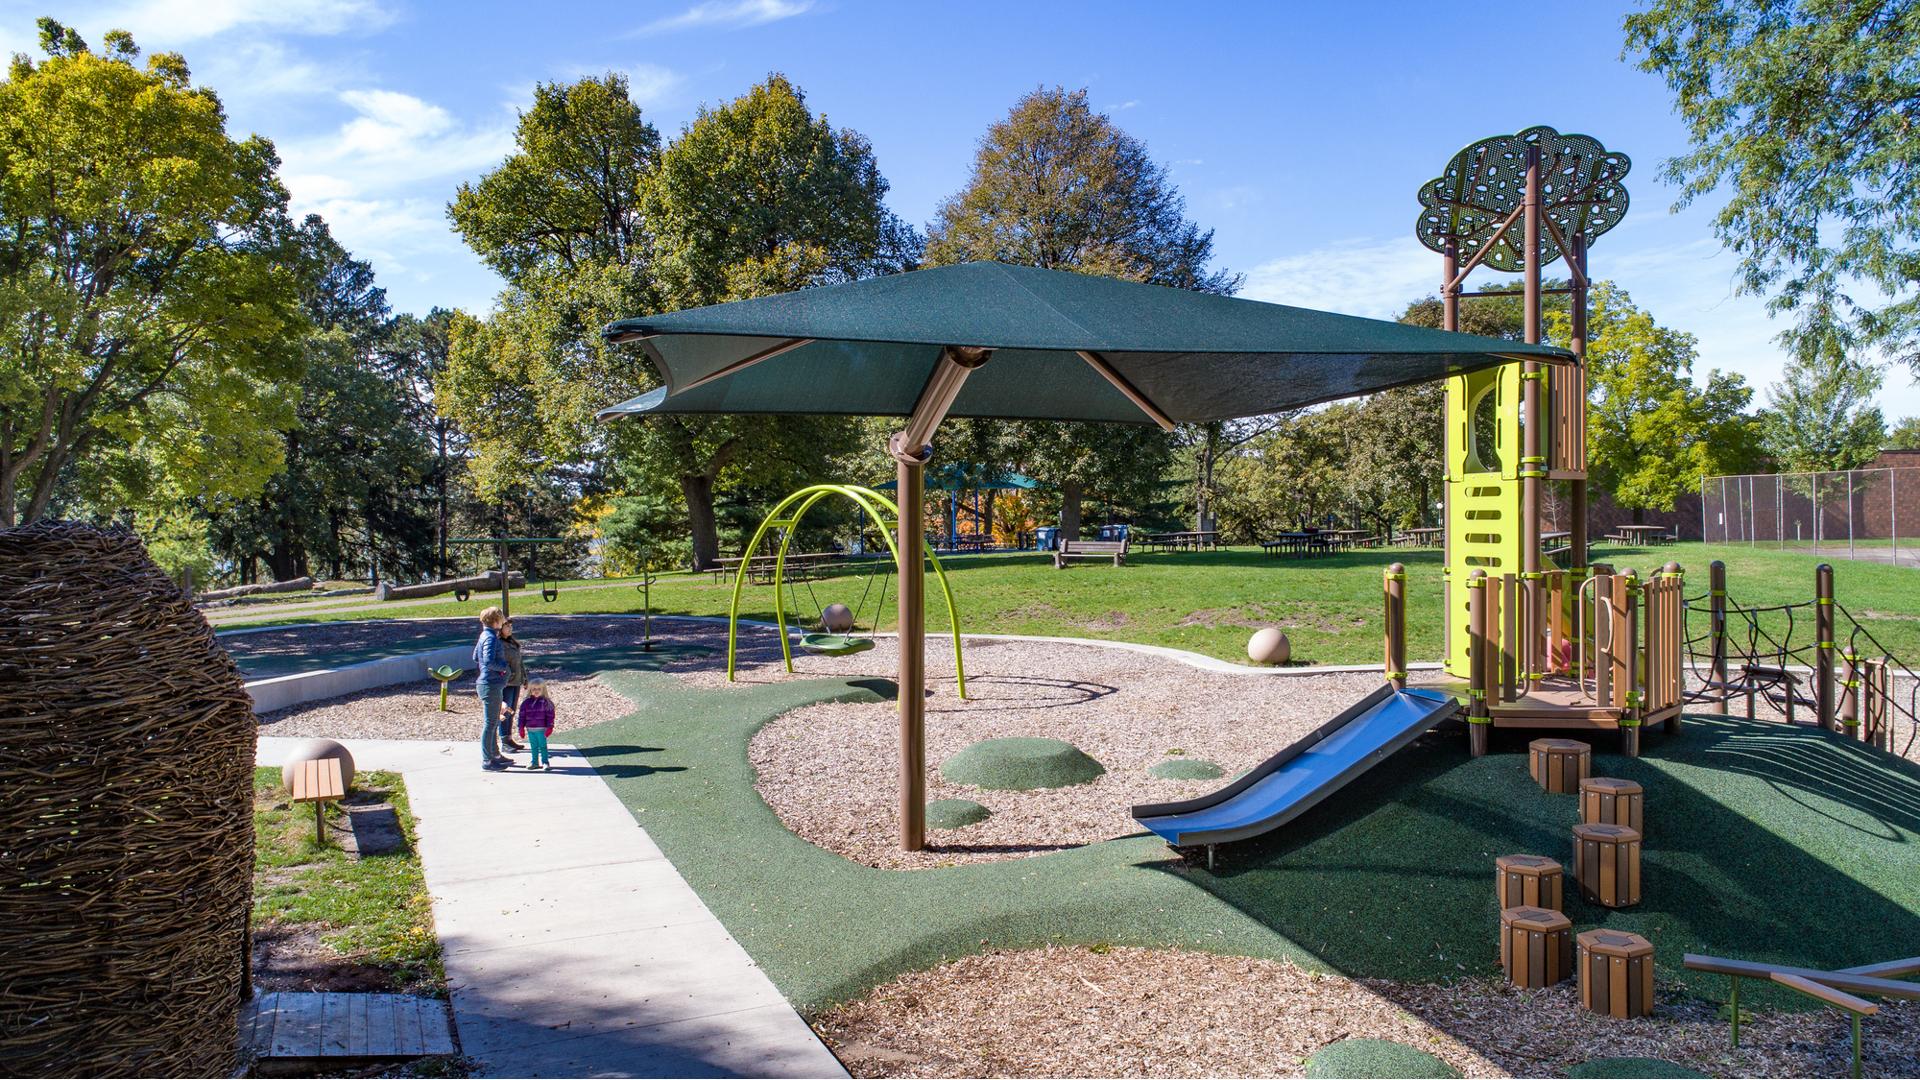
[
  {"xmin": 1240, "ymin": 236, "xmax": 1435, "ymax": 318},
  {"xmin": 617, "ymin": 62, "xmax": 685, "ymax": 106},
  {"xmin": 629, "ymin": 0, "xmax": 813, "ymax": 37},
  {"xmin": 280, "ymin": 88, "xmax": 514, "ymax": 195},
  {"xmin": 93, "ymin": 0, "xmax": 392, "ymax": 41},
  {"xmin": 195, "ymin": 39, "xmax": 351, "ymax": 99}
]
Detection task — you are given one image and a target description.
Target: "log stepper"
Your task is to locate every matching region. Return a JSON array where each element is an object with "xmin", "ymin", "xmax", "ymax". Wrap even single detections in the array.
[
  {"xmin": 1529, "ymin": 738, "xmax": 1591, "ymax": 794},
  {"xmin": 1495, "ymin": 853, "xmax": 1564, "ymax": 912}
]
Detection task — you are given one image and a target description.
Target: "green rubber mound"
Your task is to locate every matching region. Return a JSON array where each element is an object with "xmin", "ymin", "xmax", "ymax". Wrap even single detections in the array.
[
  {"xmin": 940, "ymin": 737, "xmax": 1104, "ymax": 791},
  {"xmin": 926, "ymin": 798, "xmax": 992, "ymax": 830},
  {"xmin": 1305, "ymin": 1039, "xmax": 1458, "ymax": 1079},
  {"xmin": 1149, "ymin": 758, "xmax": 1224, "ymax": 780},
  {"xmin": 1565, "ymin": 1058, "xmax": 1706, "ymax": 1079}
]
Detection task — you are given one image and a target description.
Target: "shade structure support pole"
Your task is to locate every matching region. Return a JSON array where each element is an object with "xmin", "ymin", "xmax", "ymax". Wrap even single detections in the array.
[
  {"xmin": 891, "ymin": 345, "xmax": 991, "ymax": 852},
  {"xmin": 1520, "ymin": 143, "xmax": 1545, "ymax": 690}
]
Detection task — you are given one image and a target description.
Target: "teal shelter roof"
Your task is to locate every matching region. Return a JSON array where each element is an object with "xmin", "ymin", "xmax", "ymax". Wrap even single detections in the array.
[
  {"xmin": 598, "ymin": 261, "xmax": 1567, "ymax": 425},
  {"xmin": 877, "ymin": 465, "xmax": 1040, "ymax": 492}
]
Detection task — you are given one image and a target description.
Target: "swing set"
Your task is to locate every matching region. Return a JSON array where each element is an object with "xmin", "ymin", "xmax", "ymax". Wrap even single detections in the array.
[{"xmin": 726, "ymin": 484, "xmax": 967, "ymax": 697}]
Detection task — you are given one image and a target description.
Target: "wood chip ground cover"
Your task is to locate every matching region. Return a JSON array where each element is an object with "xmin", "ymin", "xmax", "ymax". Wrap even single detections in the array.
[{"xmin": 815, "ymin": 946, "xmax": 1920, "ymax": 1079}]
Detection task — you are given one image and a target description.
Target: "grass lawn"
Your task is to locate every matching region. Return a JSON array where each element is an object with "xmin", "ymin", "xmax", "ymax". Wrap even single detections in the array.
[
  {"xmin": 567, "ymin": 669, "xmax": 1920, "ymax": 1014},
  {"xmin": 217, "ymin": 541, "xmax": 1920, "ymax": 670},
  {"xmin": 253, "ymin": 767, "xmax": 443, "ymax": 994}
]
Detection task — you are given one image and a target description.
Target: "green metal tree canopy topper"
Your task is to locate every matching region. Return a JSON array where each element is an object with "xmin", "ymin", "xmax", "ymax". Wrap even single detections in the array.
[
  {"xmin": 597, "ymin": 261, "xmax": 1569, "ymax": 428},
  {"xmin": 1416, "ymin": 126, "xmax": 1631, "ymax": 274}
]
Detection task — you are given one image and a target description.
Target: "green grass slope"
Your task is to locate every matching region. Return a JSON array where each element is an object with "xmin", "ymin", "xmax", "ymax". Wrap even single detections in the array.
[
  {"xmin": 217, "ymin": 541, "xmax": 1920, "ymax": 669},
  {"xmin": 567, "ymin": 668, "xmax": 1920, "ymax": 1013}
]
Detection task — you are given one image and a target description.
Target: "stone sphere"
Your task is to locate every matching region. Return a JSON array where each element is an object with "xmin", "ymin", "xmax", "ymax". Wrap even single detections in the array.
[
  {"xmin": 283, "ymin": 737, "xmax": 355, "ymax": 792},
  {"xmin": 820, "ymin": 603, "xmax": 855, "ymax": 633},
  {"xmin": 1247, "ymin": 627, "xmax": 1291, "ymax": 665}
]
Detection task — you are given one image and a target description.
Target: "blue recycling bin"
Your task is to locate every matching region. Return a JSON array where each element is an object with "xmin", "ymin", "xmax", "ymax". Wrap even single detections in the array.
[{"xmin": 1034, "ymin": 526, "xmax": 1058, "ymax": 551}]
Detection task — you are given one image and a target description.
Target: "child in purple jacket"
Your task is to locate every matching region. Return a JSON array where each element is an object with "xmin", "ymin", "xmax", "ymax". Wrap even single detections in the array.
[{"xmin": 516, "ymin": 679, "xmax": 557, "ymax": 770}]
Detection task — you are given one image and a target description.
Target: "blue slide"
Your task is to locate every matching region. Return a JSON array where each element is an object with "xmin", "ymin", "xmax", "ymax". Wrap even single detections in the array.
[{"xmin": 1131, "ymin": 684, "xmax": 1459, "ymax": 849}]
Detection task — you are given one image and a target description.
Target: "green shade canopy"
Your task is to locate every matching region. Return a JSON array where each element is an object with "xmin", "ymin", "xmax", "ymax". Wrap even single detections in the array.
[
  {"xmin": 877, "ymin": 464, "xmax": 1040, "ymax": 492},
  {"xmin": 597, "ymin": 261, "xmax": 1568, "ymax": 425}
]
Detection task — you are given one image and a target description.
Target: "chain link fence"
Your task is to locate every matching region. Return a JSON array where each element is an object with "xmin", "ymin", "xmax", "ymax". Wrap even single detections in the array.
[{"xmin": 1699, "ymin": 468, "xmax": 1920, "ymax": 567}]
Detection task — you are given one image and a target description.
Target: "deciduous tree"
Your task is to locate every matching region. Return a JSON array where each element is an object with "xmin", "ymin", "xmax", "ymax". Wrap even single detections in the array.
[{"xmin": 0, "ymin": 21, "xmax": 305, "ymax": 525}]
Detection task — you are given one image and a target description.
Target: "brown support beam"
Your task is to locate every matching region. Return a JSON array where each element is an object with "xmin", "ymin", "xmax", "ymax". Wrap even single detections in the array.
[
  {"xmin": 680, "ymin": 337, "xmax": 815, "ymax": 392},
  {"xmin": 891, "ymin": 345, "xmax": 991, "ymax": 851},
  {"xmin": 1569, "ymin": 232, "xmax": 1590, "ymax": 576},
  {"xmin": 1076, "ymin": 350, "xmax": 1177, "ymax": 431},
  {"xmin": 1384, "ymin": 563, "xmax": 1407, "ymax": 690},
  {"xmin": 1816, "ymin": 562, "xmax": 1836, "ymax": 731},
  {"xmin": 1442, "ymin": 239, "xmax": 1458, "ymax": 655},
  {"xmin": 1520, "ymin": 144, "xmax": 1545, "ymax": 692}
]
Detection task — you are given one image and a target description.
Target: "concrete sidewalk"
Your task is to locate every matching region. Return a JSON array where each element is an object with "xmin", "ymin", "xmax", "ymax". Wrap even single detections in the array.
[{"xmin": 258, "ymin": 736, "xmax": 847, "ymax": 1079}]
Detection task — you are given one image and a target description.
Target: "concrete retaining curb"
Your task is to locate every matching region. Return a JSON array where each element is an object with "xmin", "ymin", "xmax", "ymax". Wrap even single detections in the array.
[{"xmin": 246, "ymin": 645, "xmax": 471, "ymax": 713}]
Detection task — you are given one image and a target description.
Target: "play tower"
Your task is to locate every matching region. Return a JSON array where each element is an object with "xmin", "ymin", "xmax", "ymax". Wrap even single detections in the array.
[{"xmin": 1419, "ymin": 126, "xmax": 1684, "ymax": 756}]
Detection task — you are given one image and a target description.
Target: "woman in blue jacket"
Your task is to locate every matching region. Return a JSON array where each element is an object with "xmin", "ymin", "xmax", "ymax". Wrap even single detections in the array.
[{"xmin": 472, "ymin": 607, "xmax": 513, "ymax": 770}]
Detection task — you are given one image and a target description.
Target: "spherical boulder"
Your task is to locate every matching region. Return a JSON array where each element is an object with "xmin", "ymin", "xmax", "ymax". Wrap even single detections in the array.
[
  {"xmin": 1304, "ymin": 1039, "xmax": 1458, "ymax": 1079},
  {"xmin": 941, "ymin": 737, "xmax": 1105, "ymax": 791},
  {"xmin": 820, "ymin": 603, "xmax": 854, "ymax": 633},
  {"xmin": 1149, "ymin": 758, "xmax": 1224, "ymax": 781},
  {"xmin": 1247, "ymin": 626, "xmax": 1291, "ymax": 665},
  {"xmin": 283, "ymin": 737, "xmax": 355, "ymax": 792},
  {"xmin": 926, "ymin": 798, "xmax": 992, "ymax": 830}
]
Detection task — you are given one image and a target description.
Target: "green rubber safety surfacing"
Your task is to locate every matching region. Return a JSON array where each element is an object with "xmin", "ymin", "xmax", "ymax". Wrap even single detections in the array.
[
  {"xmin": 926, "ymin": 799, "xmax": 992, "ymax": 830},
  {"xmin": 1564, "ymin": 1058, "xmax": 1706, "ymax": 1079},
  {"xmin": 940, "ymin": 737, "xmax": 1105, "ymax": 791},
  {"xmin": 1304, "ymin": 1039, "xmax": 1458, "ymax": 1079},
  {"xmin": 1149, "ymin": 758, "xmax": 1224, "ymax": 780}
]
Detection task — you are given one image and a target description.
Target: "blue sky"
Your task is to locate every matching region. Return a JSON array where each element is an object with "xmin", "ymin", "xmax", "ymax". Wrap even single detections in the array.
[{"xmin": 6, "ymin": 0, "xmax": 1915, "ymax": 419}]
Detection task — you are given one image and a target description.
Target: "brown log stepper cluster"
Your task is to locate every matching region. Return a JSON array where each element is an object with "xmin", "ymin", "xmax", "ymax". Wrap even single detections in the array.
[{"xmin": 0, "ymin": 521, "xmax": 257, "ymax": 1076}]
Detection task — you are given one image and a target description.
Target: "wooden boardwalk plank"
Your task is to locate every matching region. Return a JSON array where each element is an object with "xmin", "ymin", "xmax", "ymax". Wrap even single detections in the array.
[
  {"xmin": 419, "ymin": 996, "xmax": 456, "ymax": 1055},
  {"xmin": 248, "ymin": 992, "xmax": 456, "ymax": 1059}
]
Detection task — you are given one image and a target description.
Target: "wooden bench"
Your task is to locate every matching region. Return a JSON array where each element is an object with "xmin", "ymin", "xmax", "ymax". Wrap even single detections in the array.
[
  {"xmin": 1054, "ymin": 539, "xmax": 1127, "ymax": 568},
  {"xmin": 288, "ymin": 757, "xmax": 346, "ymax": 845}
]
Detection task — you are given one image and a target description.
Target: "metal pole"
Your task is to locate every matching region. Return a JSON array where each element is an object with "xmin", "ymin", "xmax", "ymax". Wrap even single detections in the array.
[
  {"xmin": 1748, "ymin": 474, "xmax": 1756, "ymax": 547},
  {"xmin": 1847, "ymin": 470, "xmax": 1854, "ymax": 558},
  {"xmin": 1384, "ymin": 563, "xmax": 1407, "ymax": 690},
  {"xmin": 1569, "ymin": 232, "xmax": 1589, "ymax": 574},
  {"xmin": 890, "ymin": 346, "xmax": 989, "ymax": 852},
  {"xmin": 894, "ymin": 443, "xmax": 928, "ymax": 851},
  {"xmin": 1814, "ymin": 475, "xmax": 1821, "ymax": 554},
  {"xmin": 1520, "ymin": 143, "xmax": 1545, "ymax": 689},
  {"xmin": 1442, "ymin": 238, "xmax": 1459, "ymax": 664},
  {"xmin": 1700, "ymin": 474, "xmax": 1707, "ymax": 546},
  {"xmin": 1468, "ymin": 568, "xmax": 1489, "ymax": 757},
  {"xmin": 498, "ymin": 538, "xmax": 510, "ymax": 617},
  {"xmin": 1710, "ymin": 560, "xmax": 1728, "ymax": 715},
  {"xmin": 1721, "ymin": 476, "xmax": 1729, "ymax": 542},
  {"xmin": 1816, "ymin": 562, "xmax": 1836, "ymax": 732},
  {"xmin": 1893, "ymin": 467, "xmax": 1900, "ymax": 566},
  {"xmin": 1778, "ymin": 477, "xmax": 1784, "ymax": 550}
]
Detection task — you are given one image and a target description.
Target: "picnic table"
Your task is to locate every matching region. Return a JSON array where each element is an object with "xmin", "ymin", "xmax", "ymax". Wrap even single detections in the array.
[
  {"xmin": 1142, "ymin": 530, "xmax": 1220, "ymax": 552},
  {"xmin": 1542, "ymin": 530, "xmax": 1571, "ymax": 553},
  {"xmin": 1261, "ymin": 531, "xmax": 1345, "ymax": 557},
  {"xmin": 1400, "ymin": 527, "xmax": 1443, "ymax": 547},
  {"xmin": 1614, "ymin": 524, "xmax": 1673, "ymax": 545},
  {"xmin": 712, "ymin": 552, "xmax": 837, "ymax": 584}
]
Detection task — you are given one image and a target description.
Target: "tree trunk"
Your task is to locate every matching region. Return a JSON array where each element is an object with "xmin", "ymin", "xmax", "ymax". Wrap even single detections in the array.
[
  {"xmin": 1197, "ymin": 422, "xmax": 1219, "ymax": 531},
  {"xmin": 982, "ymin": 491, "xmax": 996, "ymax": 544},
  {"xmin": 1059, "ymin": 479, "xmax": 1084, "ymax": 539},
  {"xmin": 682, "ymin": 473, "xmax": 721, "ymax": 571},
  {"xmin": 1632, "ymin": 506, "xmax": 1646, "ymax": 525}
]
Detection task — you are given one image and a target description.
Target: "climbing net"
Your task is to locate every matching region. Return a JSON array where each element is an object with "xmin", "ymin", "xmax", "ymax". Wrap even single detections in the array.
[{"xmin": 1681, "ymin": 590, "xmax": 1920, "ymax": 757}]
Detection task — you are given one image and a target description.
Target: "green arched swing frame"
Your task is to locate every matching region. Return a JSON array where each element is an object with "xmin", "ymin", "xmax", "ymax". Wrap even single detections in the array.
[{"xmin": 726, "ymin": 484, "xmax": 967, "ymax": 697}]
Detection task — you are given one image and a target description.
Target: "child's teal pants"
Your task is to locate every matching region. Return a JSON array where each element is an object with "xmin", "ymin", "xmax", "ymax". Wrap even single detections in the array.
[{"xmin": 528, "ymin": 729, "xmax": 550, "ymax": 766}]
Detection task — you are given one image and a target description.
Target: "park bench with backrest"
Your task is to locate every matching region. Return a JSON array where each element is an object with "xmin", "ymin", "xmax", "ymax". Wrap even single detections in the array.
[{"xmin": 1054, "ymin": 538, "xmax": 1127, "ymax": 568}]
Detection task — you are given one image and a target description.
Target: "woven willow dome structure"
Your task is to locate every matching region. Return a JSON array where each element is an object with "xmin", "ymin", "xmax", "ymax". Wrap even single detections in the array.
[{"xmin": 0, "ymin": 522, "xmax": 256, "ymax": 1076}]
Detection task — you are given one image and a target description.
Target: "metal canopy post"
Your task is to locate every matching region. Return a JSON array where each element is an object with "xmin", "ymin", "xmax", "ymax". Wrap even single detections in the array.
[{"xmin": 891, "ymin": 345, "xmax": 991, "ymax": 852}]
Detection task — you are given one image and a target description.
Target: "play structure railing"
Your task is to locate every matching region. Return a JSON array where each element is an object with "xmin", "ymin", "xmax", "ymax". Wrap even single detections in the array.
[
  {"xmin": 1464, "ymin": 563, "xmax": 1686, "ymax": 742},
  {"xmin": 1684, "ymin": 560, "xmax": 1918, "ymax": 755}
]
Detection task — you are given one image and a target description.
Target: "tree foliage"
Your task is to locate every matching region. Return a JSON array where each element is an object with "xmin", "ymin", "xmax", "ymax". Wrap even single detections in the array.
[
  {"xmin": 1625, "ymin": 0, "xmax": 1920, "ymax": 370},
  {"xmin": 924, "ymin": 86, "xmax": 1233, "ymax": 534},
  {"xmin": 1759, "ymin": 332, "xmax": 1887, "ymax": 471},
  {"xmin": 0, "ymin": 21, "xmax": 306, "ymax": 525},
  {"xmin": 1549, "ymin": 283, "xmax": 1761, "ymax": 512}
]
